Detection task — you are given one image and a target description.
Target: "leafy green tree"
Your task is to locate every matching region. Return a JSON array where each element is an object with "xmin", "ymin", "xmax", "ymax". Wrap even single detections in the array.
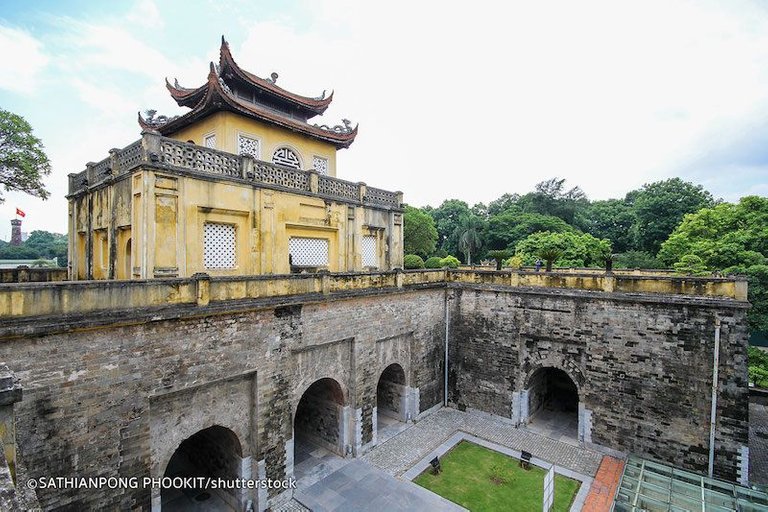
[
  {"xmin": 515, "ymin": 231, "xmax": 612, "ymax": 270},
  {"xmin": 0, "ymin": 230, "xmax": 67, "ymax": 264},
  {"xmin": 658, "ymin": 196, "xmax": 768, "ymax": 331},
  {"xmin": 429, "ymin": 199, "xmax": 471, "ymax": 258},
  {"xmin": 748, "ymin": 346, "xmax": 768, "ymax": 388},
  {"xmin": 455, "ymin": 214, "xmax": 485, "ymax": 265},
  {"xmin": 632, "ymin": 178, "xmax": 714, "ymax": 255},
  {"xmin": 485, "ymin": 212, "xmax": 575, "ymax": 251},
  {"xmin": 614, "ymin": 251, "xmax": 662, "ymax": 269},
  {"xmin": 576, "ymin": 199, "xmax": 636, "ymax": 253},
  {"xmin": 487, "ymin": 193, "xmax": 521, "ymax": 216},
  {"xmin": 517, "ymin": 178, "xmax": 589, "ymax": 224},
  {"xmin": 403, "ymin": 206, "xmax": 438, "ymax": 258},
  {"xmin": 673, "ymin": 254, "xmax": 709, "ymax": 276},
  {"xmin": 487, "ymin": 249, "xmax": 511, "ymax": 270},
  {"xmin": 0, "ymin": 109, "xmax": 51, "ymax": 201}
]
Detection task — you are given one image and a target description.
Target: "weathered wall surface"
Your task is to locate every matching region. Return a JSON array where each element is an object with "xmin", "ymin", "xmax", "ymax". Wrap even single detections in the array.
[
  {"xmin": 448, "ymin": 286, "xmax": 750, "ymax": 482},
  {"xmin": 0, "ymin": 288, "xmax": 444, "ymax": 511}
]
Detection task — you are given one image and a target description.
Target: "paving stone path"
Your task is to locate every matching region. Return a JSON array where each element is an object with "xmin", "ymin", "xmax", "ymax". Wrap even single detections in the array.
[
  {"xmin": 363, "ymin": 407, "xmax": 603, "ymax": 478},
  {"xmin": 582, "ymin": 456, "xmax": 624, "ymax": 512},
  {"xmin": 750, "ymin": 399, "xmax": 768, "ymax": 485}
]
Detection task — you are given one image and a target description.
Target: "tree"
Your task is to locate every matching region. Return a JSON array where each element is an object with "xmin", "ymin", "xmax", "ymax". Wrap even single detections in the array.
[
  {"xmin": 403, "ymin": 206, "xmax": 438, "ymax": 258},
  {"xmin": 454, "ymin": 214, "xmax": 485, "ymax": 265},
  {"xmin": 487, "ymin": 193, "xmax": 521, "ymax": 216},
  {"xmin": 0, "ymin": 109, "xmax": 51, "ymax": 201},
  {"xmin": 517, "ymin": 178, "xmax": 589, "ymax": 224},
  {"xmin": 429, "ymin": 199, "xmax": 472, "ymax": 258},
  {"xmin": 631, "ymin": 178, "xmax": 714, "ymax": 255},
  {"xmin": 485, "ymin": 212, "xmax": 575, "ymax": 251},
  {"xmin": 515, "ymin": 231, "xmax": 612, "ymax": 270},
  {"xmin": 576, "ymin": 199, "xmax": 636, "ymax": 253}
]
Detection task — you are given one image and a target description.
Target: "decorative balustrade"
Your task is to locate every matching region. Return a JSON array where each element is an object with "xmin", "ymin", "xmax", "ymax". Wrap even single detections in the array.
[
  {"xmin": 364, "ymin": 186, "xmax": 400, "ymax": 207},
  {"xmin": 318, "ymin": 175, "xmax": 359, "ymax": 201},
  {"xmin": 253, "ymin": 162, "xmax": 310, "ymax": 191},
  {"xmin": 68, "ymin": 133, "xmax": 401, "ymax": 209}
]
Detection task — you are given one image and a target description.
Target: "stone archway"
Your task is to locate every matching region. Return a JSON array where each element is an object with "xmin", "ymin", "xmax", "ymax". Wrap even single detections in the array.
[
  {"xmin": 376, "ymin": 363, "xmax": 409, "ymax": 443},
  {"xmin": 520, "ymin": 366, "xmax": 580, "ymax": 443},
  {"xmin": 162, "ymin": 425, "xmax": 243, "ymax": 511},
  {"xmin": 293, "ymin": 377, "xmax": 348, "ymax": 481}
]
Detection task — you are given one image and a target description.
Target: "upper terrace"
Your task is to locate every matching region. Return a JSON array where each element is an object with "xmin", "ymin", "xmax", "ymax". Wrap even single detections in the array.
[
  {"xmin": 67, "ymin": 130, "xmax": 402, "ymax": 210},
  {"xmin": 0, "ymin": 269, "xmax": 748, "ymax": 329}
]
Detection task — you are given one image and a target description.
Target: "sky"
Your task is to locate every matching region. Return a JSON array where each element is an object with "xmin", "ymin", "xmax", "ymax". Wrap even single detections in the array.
[{"xmin": 2, "ymin": 0, "xmax": 768, "ymax": 240}]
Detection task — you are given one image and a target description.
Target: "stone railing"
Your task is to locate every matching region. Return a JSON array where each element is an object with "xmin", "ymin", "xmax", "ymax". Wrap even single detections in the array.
[
  {"xmin": 0, "ymin": 269, "xmax": 748, "ymax": 320},
  {"xmin": 67, "ymin": 132, "xmax": 403, "ymax": 209}
]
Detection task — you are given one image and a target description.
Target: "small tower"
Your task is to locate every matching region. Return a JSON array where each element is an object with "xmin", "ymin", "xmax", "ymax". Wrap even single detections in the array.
[{"xmin": 10, "ymin": 219, "xmax": 22, "ymax": 246}]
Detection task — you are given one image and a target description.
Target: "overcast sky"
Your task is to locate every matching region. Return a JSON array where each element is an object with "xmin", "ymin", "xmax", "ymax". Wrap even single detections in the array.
[{"xmin": 2, "ymin": 0, "xmax": 768, "ymax": 240}]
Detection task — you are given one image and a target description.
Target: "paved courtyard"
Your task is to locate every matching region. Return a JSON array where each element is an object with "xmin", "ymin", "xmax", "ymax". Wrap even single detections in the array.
[
  {"xmin": 750, "ymin": 398, "xmax": 768, "ymax": 485},
  {"xmin": 274, "ymin": 407, "xmax": 610, "ymax": 511}
]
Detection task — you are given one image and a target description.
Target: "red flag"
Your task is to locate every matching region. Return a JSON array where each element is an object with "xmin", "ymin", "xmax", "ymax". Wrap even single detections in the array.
[{"xmin": 15, "ymin": 208, "xmax": 25, "ymax": 218}]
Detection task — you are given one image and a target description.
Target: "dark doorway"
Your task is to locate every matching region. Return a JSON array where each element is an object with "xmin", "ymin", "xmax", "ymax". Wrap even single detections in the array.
[
  {"xmin": 293, "ymin": 378, "xmax": 346, "ymax": 483},
  {"xmin": 162, "ymin": 425, "xmax": 242, "ymax": 511},
  {"xmin": 526, "ymin": 367, "xmax": 579, "ymax": 442},
  {"xmin": 376, "ymin": 364, "xmax": 409, "ymax": 443}
]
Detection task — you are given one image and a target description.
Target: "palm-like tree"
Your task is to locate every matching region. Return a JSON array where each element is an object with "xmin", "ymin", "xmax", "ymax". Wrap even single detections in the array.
[{"xmin": 455, "ymin": 215, "xmax": 484, "ymax": 265}]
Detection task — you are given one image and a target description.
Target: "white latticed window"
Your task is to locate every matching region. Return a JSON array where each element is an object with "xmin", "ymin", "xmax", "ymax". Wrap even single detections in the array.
[
  {"xmin": 204, "ymin": 134, "xmax": 217, "ymax": 149},
  {"xmin": 238, "ymin": 134, "xmax": 260, "ymax": 159},
  {"xmin": 362, "ymin": 235, "xmax": 378, "ymax": 267},
  {"xmin": 204, "ymin": 223, "xmax": 236, "ymax": 269},
  {"xmin": 272, "ymin": 147, "xmax": 301, "ymax": 169},
  {"xmin": 289, "ymin": 237, "xmax": 329, "ymax": 267},
  {"xmin": 312, "ymin": 156, "xmax": 329, "ymax": 175}
]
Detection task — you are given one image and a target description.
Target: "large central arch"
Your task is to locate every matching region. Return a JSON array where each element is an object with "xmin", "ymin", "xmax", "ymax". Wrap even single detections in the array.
[
  {"xmin": 162, "ymin": 425, "xmax": 243, "ymax": 511},
  {"xmin": 521, "ymin": 366, "xmax": 580, "ymax": 442},
  {"xmin": 293, "ymin": 377, "xmax": 348, "ymax": 481}
]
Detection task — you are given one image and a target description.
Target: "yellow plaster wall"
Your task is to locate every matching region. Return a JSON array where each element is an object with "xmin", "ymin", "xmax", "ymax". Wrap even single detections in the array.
[{"xmin": 168, "ymin": 111, "xmax": 338, "ymax": 177}]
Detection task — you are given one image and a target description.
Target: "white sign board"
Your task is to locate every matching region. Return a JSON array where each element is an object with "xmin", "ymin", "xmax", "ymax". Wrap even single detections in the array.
[{"xmin": 543, "ymin": 465, "xmax": 555, "ymax": 512}]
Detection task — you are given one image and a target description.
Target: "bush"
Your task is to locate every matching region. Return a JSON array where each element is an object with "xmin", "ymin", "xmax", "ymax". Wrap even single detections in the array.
[
  {"xmin": 487, "ymin": 249, "xmax": 511, "ymax": 270},
  {"xmin": 673, "ymin": 254, "xmax": 709, "ymax": 276},
  {"xmin": 504, "ymin": 255, "xmax": 524, "ymax": 269},
  {"xmin": 749, "ymin": 346, "xmax": 768, "ymax": 388},
  {"xmin": 424, "ymin": 256, "xmax": 444, "ymax": 268},
  {"xmin": 440, "ymin": 255, "xmax": 460, "ymax": 268},
  {"xmin": 404, "ymin": 254, "xmax": 425, "ymax": 269}
]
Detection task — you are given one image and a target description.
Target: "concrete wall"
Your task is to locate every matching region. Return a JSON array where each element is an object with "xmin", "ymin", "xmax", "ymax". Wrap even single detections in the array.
[{"xmin": 448, "ymin": 286, "xmax": 750, "ymax": 482}]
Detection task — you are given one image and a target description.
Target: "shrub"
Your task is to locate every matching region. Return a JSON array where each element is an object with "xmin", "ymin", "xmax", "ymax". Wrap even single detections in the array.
[
  {"xmin": 487, "ymin": 249, "xmax": 511, "ymax": 270},
  {"xmin": 404, "ymin": 254, "xmax": 425, "ymax": 269},
  {"xmin": 440, "ymin": 255, "xmax": 460, "ymax": 268},
  {"xmin": 424, "ymin": 256, "xmax": 444, "ymax": 268},
  {"xmin": 673, "ymin": 254, "xmax": 709, "ymax": 276},
  {"xmin": 504, "ymin": 255, "xmax": 523, "ymax": 269}
]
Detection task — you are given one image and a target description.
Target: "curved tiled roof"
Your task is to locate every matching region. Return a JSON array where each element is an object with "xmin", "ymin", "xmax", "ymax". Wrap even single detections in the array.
[{"xmin": 139, "ymin": 63, "xmax": 357, "ymax": 149}]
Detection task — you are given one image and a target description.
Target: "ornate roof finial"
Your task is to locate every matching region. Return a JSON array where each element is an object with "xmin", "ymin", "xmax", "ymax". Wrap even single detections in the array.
[{"xmin": 267, "ymin": 72, "xmax": 278, "ymax": 84}]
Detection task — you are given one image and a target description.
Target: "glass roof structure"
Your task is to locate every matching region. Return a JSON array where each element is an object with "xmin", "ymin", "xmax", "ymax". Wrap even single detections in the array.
[{"xmin": 613, "ymin": 456, "xmax": 768, "ymax": 512}]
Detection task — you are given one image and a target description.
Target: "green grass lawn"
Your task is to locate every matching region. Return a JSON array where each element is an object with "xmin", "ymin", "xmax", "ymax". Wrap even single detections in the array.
[{"xmin": 413, "ymin": 441, "xmax": 580, "ymax": 512}]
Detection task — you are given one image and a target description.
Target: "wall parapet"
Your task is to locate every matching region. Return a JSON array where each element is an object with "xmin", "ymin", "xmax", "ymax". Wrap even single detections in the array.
[
  {"xmin": 67, "ymin": 133, "xmax": 402, "ymax": 210},
  {"xmin": 0, "ymin": 269, "xmax": 747, "ymax": 320}
]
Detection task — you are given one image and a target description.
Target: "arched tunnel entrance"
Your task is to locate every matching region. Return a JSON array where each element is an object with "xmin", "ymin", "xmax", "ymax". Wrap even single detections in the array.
[
  {"xmin": 293, "ymin": 378, "xmax": 347, "ymax": 482},
  {"xmin": 525, "ymin": 367, "xmax": 579, "ymax": 442},
  {"xmin": 376, "ymin": 363, "xmax": 408, "ymax": 443},
  {"xmin": 162, "ymin": 425, "xmax": 243, "ymax": 511}
]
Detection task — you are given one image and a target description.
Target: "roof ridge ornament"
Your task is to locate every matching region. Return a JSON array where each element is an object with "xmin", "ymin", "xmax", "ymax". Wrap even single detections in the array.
[
  {"xmin": 266, "ymin": 72, "xmax": 278, "ymax": 84},
  {"xmin": 314, "ymin": 118, "xmax": 355, "ymax": 134}
]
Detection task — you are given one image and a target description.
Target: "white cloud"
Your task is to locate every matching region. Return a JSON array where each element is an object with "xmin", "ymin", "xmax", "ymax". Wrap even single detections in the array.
[
  {"xmin": 127, "ymin": 0, "xmax": 164, "ymax": 30},
  {"xmin": 0, "ymin": 25, "xmax": 48, "ymax": 95}
]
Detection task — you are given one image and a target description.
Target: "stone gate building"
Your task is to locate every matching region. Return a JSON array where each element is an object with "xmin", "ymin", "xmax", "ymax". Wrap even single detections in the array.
[{"xmin": 0, "ymin": 270, "xmax": 751, "ymax": 510}]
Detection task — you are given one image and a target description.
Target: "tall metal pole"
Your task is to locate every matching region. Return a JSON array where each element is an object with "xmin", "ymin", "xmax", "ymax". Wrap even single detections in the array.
[
  {"xmin": 444, "ymin": 290, "xmax": 449, "ymax": 407},
  {"xmin": 708, "ymin": 317, "xmax": 721, "ymax": 478}
]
